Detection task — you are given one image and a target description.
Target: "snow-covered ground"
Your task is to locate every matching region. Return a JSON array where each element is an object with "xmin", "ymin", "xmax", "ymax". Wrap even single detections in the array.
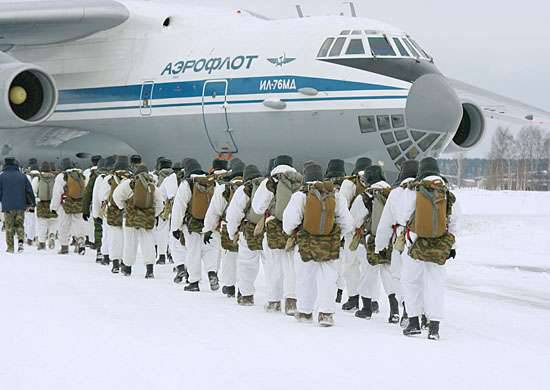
[{"xmin": 1, "ymin": 190, "xmax": 549, "ymax": 390}]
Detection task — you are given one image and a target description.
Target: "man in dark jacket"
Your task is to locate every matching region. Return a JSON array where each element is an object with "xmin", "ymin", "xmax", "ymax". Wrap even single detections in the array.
[{"xmin": 0, "ymin": 158, "xmax": 35, "ymax": 253}]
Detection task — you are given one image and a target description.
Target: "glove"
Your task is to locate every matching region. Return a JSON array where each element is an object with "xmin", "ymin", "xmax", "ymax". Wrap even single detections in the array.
[
  {"xmin": 448, "ymin": 249, "xmax": 456, "ymax": 260},
  {"xmin": 172, "ymin": 230, "xmax": 182, "ymax": 240},
  {"xmin": 203, "ymin": 231, "xmax": 213, "ymax": 245},
  {"xmin": 83, "ymin": 213, "xmax": 90, "ymax": 222}
]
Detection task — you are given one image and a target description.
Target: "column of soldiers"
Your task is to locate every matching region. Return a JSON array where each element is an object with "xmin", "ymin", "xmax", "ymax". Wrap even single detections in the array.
[{"xmin": 1, "ymin": 153, "xmax": 459, "ymax": 341}]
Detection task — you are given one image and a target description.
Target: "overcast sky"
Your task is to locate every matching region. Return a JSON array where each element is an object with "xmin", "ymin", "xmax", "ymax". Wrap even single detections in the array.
[{"xmin": 192, "ymin": 0, "xmax": 549, "ymax": 111}]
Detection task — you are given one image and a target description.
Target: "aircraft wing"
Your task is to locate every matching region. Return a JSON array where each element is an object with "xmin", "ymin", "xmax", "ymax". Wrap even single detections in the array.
[
  {"xmin": 0, "ymin": 0, "xmax": 129, "ymax": 47},
  {"xmin": 449, "ymin": 78, "xmax": 550, "ymax": 127}
]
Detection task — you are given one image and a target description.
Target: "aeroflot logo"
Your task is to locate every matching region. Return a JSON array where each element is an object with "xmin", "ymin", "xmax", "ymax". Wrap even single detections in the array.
[
  {"xmin": 161, "ymin": 55, "xmax": 259, "ymax": 76},
  {"xmin": 267, "ymin": 54, "xmax": 296, "ymax": 67}
]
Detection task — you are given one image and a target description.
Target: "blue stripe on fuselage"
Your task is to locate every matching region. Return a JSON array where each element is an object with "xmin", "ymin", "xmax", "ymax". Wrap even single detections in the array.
[{"xmin": 57, "ymin": 76, "xmax": 405, "ymax": 105}]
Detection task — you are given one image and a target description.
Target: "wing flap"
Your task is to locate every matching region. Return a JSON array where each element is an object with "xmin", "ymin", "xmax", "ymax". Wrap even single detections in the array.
[{"xmin": 0, "ymin": 0, "xmax": 129, "ymax": 46}]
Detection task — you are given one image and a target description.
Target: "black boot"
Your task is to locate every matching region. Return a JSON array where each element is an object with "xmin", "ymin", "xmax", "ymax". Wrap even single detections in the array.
[
  {"xmin": 336, "ymin": 289, "xmax": 343, "ymax": 304},
  {"xmin": 156, "ymin": 254, "xmax": 166, "ymax": 265},
  {"xmin": 222, "ymin": 285, "xmax": 236, "ymax": 298},
  {"xmin": 421, "ymin": 314, "xmax": 430, "ymax": 330},
  {"xmin": 208, "ymin": 271, "xmax": 219, "ymax": 291},
  {"xmin": 17, "ymin": 240, "xmax": 24, "ymax": 253},
  {"xmin": 145, "ymin": 264, "xmax": 154, "ymax": 279},
  {"xmin": 173, "ymin": 265, "xmax": 188, "ymax": 284},
  {"xmin": 355, "ymin": 297, "xmax": 373, "ymax": 319},
  {"xmin": 428, "ymin": 321, "xmax": 440, "ymax": 341},
  {"xmin": 372, "ymin": 301, "xmax": 380, "ymax": 314},
  {"xmin": 184, "ymin": 281, "xmax": 200, "ymax": 292},
  {"xmin": 403, "ymin": 316, "xmax": 421, "ymax": 337},
  {"xmin": 111, "ymin": 259, "xmax": 120, "ymax": 274},
  {"xmin": 400, "ymin": 302, "xmax": 409, "ymax": 328},
  {"xmin": 388, "ymin": 294, "xmax": 400, "ymax": 324},
  {"xmin": 121, "ymin": 263, "xmax": 132, "ymax": 277},
  {"xmin": 342, "ymin": 295, "xmax": 359, "ymax": 311},
  {"xmin": 95, "ymin": 251, "xmax": 103, "ymax": 263},
  {"xmin": 101, "ymin": 254, "xmax": 111, "ymax": 266}
]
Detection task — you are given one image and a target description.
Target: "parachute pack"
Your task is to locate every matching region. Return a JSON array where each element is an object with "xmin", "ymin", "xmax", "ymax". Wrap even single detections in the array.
[
  {"xmin": 244, "ymin": 177, "xmax": 264, "ymax": 225},
  {"xmin": 37, "ymin": 173, "xmax": 55, "ymax": 202},
  {"xmin": 303, "ymin": 181, "xmax": 336, "ymax": 236},
  {"xmin": 363, "ymin": 187, "xmax": 391, "ymax": 236},
  {"xmin": 132, "ymin": 173, "xmax": 155, "ymax": 210},
  {"xmin": 190, "ymin": 176, "xmax": 216, "ymax": 220},
  {"xmin": 272, "ymin": 171, "xmax": 304, "ymax": 221},
  {"xmin": 64, "ymin": 171, "xmax": 85, "ymax": 200}
]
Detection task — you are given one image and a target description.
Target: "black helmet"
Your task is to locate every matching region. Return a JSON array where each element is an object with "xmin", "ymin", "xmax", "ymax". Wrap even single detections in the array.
[
  {"xmin": 104, "ymin": 155, "xmax": 116, "ymax": 171},
  {"xmin": 184, "ymin": 158, "xmax": 206, "ymax": 178},
  {"xmin": 362, "ymin": 165, "xmax": 386, "ymax": 186},
  {"xmin": 61, "ymin": 158, "xmax": 73, "ymax": 171},
  {"xmin": 159, "ymin": 158, "xmax": 173, "ymax": 170},
  {"xmin": 40, "ymin": 161, "xmax": 52, "ymax": 172},
  {"xmin": 417, "ymin": 157, "xmax": 441, "ymax": 180},
  {"xmin": 352, "ymin": 157, "xmax": 372, "ymax": 175},
  {"xmin": 325, "ymin": 159, "xmax": 346, "ymax": 179},
  {"xmin": 304, "ymin": 162, "xmax": 323, "ymax": 183},
  {"xmin": 274, "ymin": 155, "xmax": 293, "ymax": 168},
  {"xmin": 4, "ymin": 157, "xmax": 17, "ymax": 167},
  {"xmin": 395, "ymin": 160, "xmax": 419, "ymax": 185},
  {"xmin": 243, "ymin": 164, "xmax": 262, "ymax": 181},
  {"xmin": 228, "ymin": 158, "xmax": 245, "ymax": 178},
  {"xmin": 130, "ymin": 154, "xmax": 142, "ymax": 165},
  {"xmin": 212, "ymin": 159, "xmax": 230, "ymax": 172},
  {"xmin": 91, "ymin": 155, "xmax": 102, "ymax": 165},
  {"xmin": 113, "ymin": 155, "xmax": 130, "ymax": 171},
  {"xmin": 172, "ymin": 161, "xmax": 184, "ymax": 172}
]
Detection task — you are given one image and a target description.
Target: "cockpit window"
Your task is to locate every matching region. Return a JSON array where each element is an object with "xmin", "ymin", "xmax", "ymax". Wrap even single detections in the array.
[
  {"xmin": 340, "ymin": 30, "xmax": 351, "ymax": 35},
  {"xmin": 410, "ymin": 39, "xmax": 430, "ymax": 59},
  {"xmin": 403, "ymin": 38, "xmax": 420, "ymax": 58},
  {"xmin": 351, "ymin": 30, "xmax": 362, "ymax": 35},
  {"xmin": 318, "ymin": 37, "xmax": 335, "ymax": 57},
  {"xmin": 346, "ymin": 39, "xmax": 365, "ymax": 55},
  {"xmin": 393, "ymin": 38, "xmax": 410, "ymax": 57},
  {"xmin": 328, "ymin": 37, "xmax": 347, "ymax": 57},
  {"xmin": 368, "ymin": 37, "xmax": 396, "ymax": 56}
]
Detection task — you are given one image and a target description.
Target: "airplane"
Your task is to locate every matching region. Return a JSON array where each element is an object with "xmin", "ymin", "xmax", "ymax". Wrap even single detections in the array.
[{"xmin": 1, "ymin": 0, "xmax": 549, "ymax": 174}]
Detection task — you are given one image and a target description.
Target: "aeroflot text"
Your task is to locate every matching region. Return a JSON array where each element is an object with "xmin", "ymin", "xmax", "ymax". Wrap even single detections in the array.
[{"xmin": 161, "ymin": 56, "xmax": 259, "ymax": 76}]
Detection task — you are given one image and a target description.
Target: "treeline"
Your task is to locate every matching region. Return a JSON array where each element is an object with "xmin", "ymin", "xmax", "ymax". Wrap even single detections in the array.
[{"xmin": 439, "ymin": 126, "xmax": 550, "ymax": 191}]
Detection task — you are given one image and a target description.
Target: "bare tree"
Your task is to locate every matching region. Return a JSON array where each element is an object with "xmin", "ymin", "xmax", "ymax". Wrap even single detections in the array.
[{"xmin": 489, "ymin": 127, "xmax": 515, "ymax": 189}]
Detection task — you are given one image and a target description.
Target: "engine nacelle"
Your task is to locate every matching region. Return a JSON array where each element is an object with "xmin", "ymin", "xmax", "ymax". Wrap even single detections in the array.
[
  {"xmin": 445, "ymin": 102, "xmax": 485, "ymax": 152},
  {"xmin": 0, "ymin": 62, "xmax": 57, "ymax": 128}
]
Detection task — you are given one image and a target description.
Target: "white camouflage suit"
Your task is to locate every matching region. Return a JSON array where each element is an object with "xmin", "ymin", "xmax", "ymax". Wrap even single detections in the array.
[
  {"xmin": 83, "ymin": 166, "xmax": 97, "ymax": 244},
  {"xmin": 171, "ymin": 175, "xmax": 221, "ymax": 285},
  {"xmin": 283, "ymin": 188, "xmax": 354, "ymax": 315},
  {"xmin": 252, "ymin": 165, "xmax": 297, "ymax": 304},
  {"xmin": 204, "ymin": 182, "xmax": 238, "ymax": 290},
  {"xmin": 339, "ymin": 177, "xmax": 368, "ymax": 299},
  {"xmin": 113, "ymin": 178, "xmax": 164, "ymax": 266},
  {"xmin": 31, "ymin": 175, "xmax": 57, "ymax": 244},
  {"xmin": 157, "ymin": 171, "xmax": 179, "ymax": 260},
  {"xmin": 226, "ymin": 185, "xmax": 264, "ymax": 297},
  {"xmin": 350, "ymin": 180, "xmax": 395, "ymax": 301},
  {"xmin": 50, "ymin": 169, "xmax": 86, "ymax": 246},
  {"xmin": 97, "ymin": 172, "xmax": 126, "ymax": 262},
  {"xmin": 375, "ymin": 175, "xmax": 460, "ymax": 322},
  {"xmin": 92, "ymin": 173, "xmax": 109, "ymax": 257}
]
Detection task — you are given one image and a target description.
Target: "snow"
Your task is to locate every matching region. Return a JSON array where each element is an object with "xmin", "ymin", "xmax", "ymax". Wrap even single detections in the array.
[{"xmin": 1, "ymin": 190, "xmax": 550, "ymax": 390}]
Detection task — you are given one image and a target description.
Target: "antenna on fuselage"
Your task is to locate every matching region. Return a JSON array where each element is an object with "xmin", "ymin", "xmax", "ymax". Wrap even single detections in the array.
[
  {"xmin": 296, "ymin": 5, "xmax": 304, "ymax": 18},
  {"xmin": 343, "ymin": 2, "xmax": 358, "ymax": 17}
]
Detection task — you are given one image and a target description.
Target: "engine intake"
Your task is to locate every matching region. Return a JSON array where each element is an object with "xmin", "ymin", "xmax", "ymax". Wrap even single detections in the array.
[
  {"xmin": 1, "ymin": 63, "xmax": 57, "ymax": 128},
  {"xmin": 450, "ymin": 102, "xmax": 485, "ymax": 150}
]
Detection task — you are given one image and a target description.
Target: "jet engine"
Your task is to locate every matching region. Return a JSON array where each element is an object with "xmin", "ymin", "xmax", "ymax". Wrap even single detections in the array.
[
  {"xmin": 0, "ymin": 62, "xmax": 57, "ymax": 128},
  {"xmin": 446, "ymin": 102, "xmax": 485, "ymax": 151}
]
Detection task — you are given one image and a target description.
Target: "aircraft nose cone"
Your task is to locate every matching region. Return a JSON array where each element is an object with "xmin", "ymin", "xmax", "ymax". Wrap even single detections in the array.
[{"xmin": 405, "ymin": 74, "xmax": 462, "ymax": 139}]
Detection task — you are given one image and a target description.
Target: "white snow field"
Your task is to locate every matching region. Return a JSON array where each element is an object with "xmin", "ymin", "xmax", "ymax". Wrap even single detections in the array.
[{"xmin": 1, "ymin": 190, "xmax": 549, "ymax": 390}]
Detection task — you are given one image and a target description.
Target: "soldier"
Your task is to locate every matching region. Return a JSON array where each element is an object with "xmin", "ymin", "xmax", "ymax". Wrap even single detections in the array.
[
  {"xmin": 375, "ymin": 160, "xmax": 419, "ymax": 327},
  {"xmin": 226, "ymin": 164, "xmax": 265, "ymax": 306},
  {"xmin": 83, "ymin": 156, "xmax": 104, "ymax": 262},
  {"xmin": 50, "ymin": 158, "xmax": 87, "ymax": 255},
  {"xmin": 92, "ymin": 156, "xmax": 116, "ymax": 264},
  {"xmin": 350, "ymin": 165, "xmax": 397, "ymax": 321},
  {"xmin": 113, "ymin": 164, "xmax": 163, "ymax": 278},
  {"xmin": 377, "ymin": 158, "xmax": 459, "ymax": 341},
  {"xmin": 283, "ymin": 162, "xmax": 354, "ymax": 327},
  {"xmin": 83, "ymin": 155, "xmax": 102, "ymax": 249},
  {"xmin": 203, "ymin": 158, "xmax": 245, "ymax": 298},
  {"xmin": 130, "ymin": 155, "xmax": 142, "ymax": 173},
  {"xmin": 170, "ymin": 161, "xmax": 187, "ymax": 272},
  {"xmin": 252, "ymin": 155, "xmax": 303, "ymax": 315},
  {"xmin": 171, "ymin": 159, "xmax": 220, "ymax": 292},
  {"xmin": 24, "ymin": 159, "xmax": 40, "ymax": 246},
  {"xmin": 338, "ymin": 157, "xmax": 373, "ymax": 311},
  {"xmin": 0, "ymin": 158, "xmax": 35, "ymax": 253},
  {"xmin": 31, "ymin": 162, "xmax": 58, "ymax": 250},
  {"xmin": 324, "ymin": 159, "xmax": 348, "ymax": 303},
  {"xmin": 99, "ymin": 156, "xmax": 131, "ymax": 273},
  {"xmin": 155, "ymin": 158, "xmax": 176, "ymax": 265}
]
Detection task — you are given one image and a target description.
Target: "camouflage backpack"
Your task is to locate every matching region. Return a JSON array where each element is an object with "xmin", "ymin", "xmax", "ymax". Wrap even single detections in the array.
[
  {"xmin": 408, "ymin": 180, "xmax": 456, "ymax": 265},
  {"xmin": 242, "ymin": 177, "xmax": 265, "ymax": 251},
  {"xmin": 132, "ymin": 172, "xmax": 155, "ymax": 210},
  {"xmin": 37, "ymin": 173, "xmax": 55, "ymax": 202},
  {"xmin": 272, "ymin": 171, "xmax": 304, "ymax": 221},
  {"xmin": 189, "ymin": 176, "xmax": 216, "ymax": 220},
  {"xmin": 64, "ymin": 171, "xmax": 85, "ymax": 200},
  {"xmin": 243, "ymin": 177, "xmax": 264, "ymax": 225},
  {"xmin": 363, "ymin": 187, "xmax": 391, "ymax": 236}
]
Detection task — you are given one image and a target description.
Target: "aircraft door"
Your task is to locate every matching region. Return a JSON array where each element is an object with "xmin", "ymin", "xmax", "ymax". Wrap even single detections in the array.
[
  {"xmin": 202, "ymin": 80, "xmax": 238, "ymax": 154},
  {"xmin": 140, "ymin": 81, "xmax": 154, "ymax": 116}
]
